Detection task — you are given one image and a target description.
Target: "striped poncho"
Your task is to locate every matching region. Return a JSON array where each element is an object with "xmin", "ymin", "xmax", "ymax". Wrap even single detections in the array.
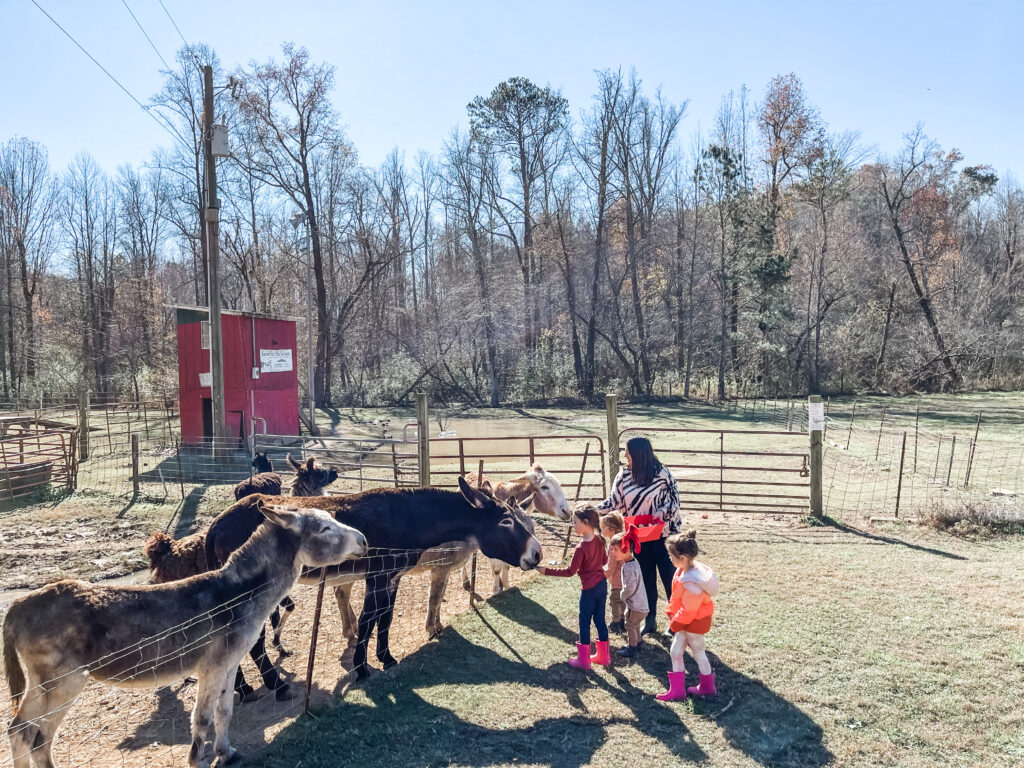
[{"xmin": 597, "ymin": 465, "xmax": 682, "ymax": 535}]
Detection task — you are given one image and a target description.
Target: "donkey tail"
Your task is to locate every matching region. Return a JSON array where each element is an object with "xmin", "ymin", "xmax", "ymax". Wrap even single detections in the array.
[{"xmin": 3, "ymin": 609, "xmax": 26, "ymax": 713}]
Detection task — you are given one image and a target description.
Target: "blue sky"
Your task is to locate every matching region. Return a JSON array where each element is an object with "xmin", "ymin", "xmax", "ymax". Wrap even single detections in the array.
[{"xmin": 2, "ymin": 0, "xmax": 1020, "ymax": 179}]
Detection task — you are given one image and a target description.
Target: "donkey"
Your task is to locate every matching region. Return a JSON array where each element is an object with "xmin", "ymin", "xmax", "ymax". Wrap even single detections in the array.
[
  {"xmin": 4, "ymin": 502, "xmax": 367, "ymax": 768},
  {"xmin": 144, "ymin": 453, "xmax": 338, "ymax": 659},
  {"xmin": 204, "ymin": 477, "xmax": 542, "ymax": 688}
]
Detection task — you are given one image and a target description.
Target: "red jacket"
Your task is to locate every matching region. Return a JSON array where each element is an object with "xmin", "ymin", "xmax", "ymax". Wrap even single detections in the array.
[
  {"xmin": 546, "ymin": 537, "xmax": 607, "ymax": 590},
  {"xmin": 666, "ymin": 562, "xmax": 717, "ymax": 634}
]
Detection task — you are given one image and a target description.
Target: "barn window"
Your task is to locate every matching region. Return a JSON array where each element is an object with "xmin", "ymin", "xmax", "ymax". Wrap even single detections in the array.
[{"xmin": 201, "ymin": 321, "xmax": 211, "ymax": 350}]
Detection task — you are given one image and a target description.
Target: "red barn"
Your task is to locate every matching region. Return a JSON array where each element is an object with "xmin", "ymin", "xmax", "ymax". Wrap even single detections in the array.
[{"xmin": 175, "ymin": 306, "xmax": 300, "ymax": 444}]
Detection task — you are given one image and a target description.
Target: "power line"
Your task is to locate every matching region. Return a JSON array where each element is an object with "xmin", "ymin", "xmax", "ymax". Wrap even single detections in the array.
[
  {"xmin": 28, "ymin": 0, "xmax": 191, "ymax": 152},
  {"xmin": 120, "ymin": 0, "xmax": 170, "ymax": 70},
  {"xmin": 158, "ymin": 0, "xmax": 191, "ymax": 52}
]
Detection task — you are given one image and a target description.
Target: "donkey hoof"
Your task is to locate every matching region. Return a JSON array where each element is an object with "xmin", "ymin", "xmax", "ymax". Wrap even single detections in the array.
[
  {"xmin": 238, "ymin": 688, "xmax": 262, "ymax": 703},
  {"xmin": 378, "ymin": 654, "xmax": 398, "ymax": 669},
  {"xmin": 218, "ymin": 749, "xmax": 244, "ymax": 766},
  {"xmin": 353, "ymin": 664, "xmax": 371, "ymax": 680},
  {"xmin": 276, "ymin": 648, "xmax": 292, "ymax": 659},
  {"xmin": 274, "ymin": 684, "xmax": 295, "ymax": 701}
]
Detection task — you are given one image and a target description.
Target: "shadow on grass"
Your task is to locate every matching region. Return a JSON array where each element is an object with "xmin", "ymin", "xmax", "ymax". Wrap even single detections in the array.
[{"xmin": 820, "ymin": 516, "xmax": 968, "ymax": 560}]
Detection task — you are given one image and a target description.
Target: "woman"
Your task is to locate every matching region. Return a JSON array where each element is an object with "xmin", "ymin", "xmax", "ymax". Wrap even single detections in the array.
[{"xmin": 598, "ymin": 436, "xmax": 681, "ymax": 635}]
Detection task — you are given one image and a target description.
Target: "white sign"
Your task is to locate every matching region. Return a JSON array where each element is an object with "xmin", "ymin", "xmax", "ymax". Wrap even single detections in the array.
[
  {"xmin": 260, "ymin": 348, "xmax": 293, "ymax": 373},
  {"xmin": 808, "ymin": 401, "xmax": 826, "ymax": 432},
  {"xmin": 198, "ymin": 372, "xmax": 212, "ymax": 387}
]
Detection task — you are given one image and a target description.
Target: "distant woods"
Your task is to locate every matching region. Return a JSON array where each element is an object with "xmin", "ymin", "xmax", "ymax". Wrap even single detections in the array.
[{"xmin": 0, "ymin": 46, "xmax": 1020, "ymax": 406}]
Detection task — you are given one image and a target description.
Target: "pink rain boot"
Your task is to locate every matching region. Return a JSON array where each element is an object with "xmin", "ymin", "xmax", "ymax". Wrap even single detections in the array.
[
  {"xmin": 590, "ymin": 640, "xmax": 612, "ymax": 666},
  {"xmin": 656, "ymin": 671, "xmax": 687, "ymax": 701},
  {"xmin": 568, "ymin": 642, "xmax": 592, "ymax": 670},
  {"xmin": 687, "ymin": 672, "xmax": 717, "ymax": 697}
]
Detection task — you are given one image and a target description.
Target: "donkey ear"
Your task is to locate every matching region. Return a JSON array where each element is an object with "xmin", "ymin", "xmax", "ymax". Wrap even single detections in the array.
[
  {"xmin": 306, "ymin": 457, "xmax": 316, "ymax": 472},
  {"xmin": 517, "ymin": 492, "xmax": 536, "ymax": 511},
  {"xmin": 260, "ymin": 503, "xmax": 302, "ymax": 532},
  {"xmin": 458, "ymin": 475, "xmax": 489, "ymax": 510},
  {"xmin": 287, "ymin": 453, "xmax": 302, "ymax": 471},
  {"xmin": 480, "ymin": 478, "xmax": 494, "ymax": 494}
]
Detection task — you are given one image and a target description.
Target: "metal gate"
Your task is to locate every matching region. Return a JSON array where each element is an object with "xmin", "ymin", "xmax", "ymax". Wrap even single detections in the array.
[{"xmin": 619, "ymin": 427, "xmax": 810, "ymax": 515}]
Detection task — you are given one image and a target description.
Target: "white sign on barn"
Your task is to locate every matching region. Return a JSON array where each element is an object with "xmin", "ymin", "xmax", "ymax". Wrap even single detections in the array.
[{"xmin": 260, "ymin": 348, "xmax": 293, "ymax": 373}]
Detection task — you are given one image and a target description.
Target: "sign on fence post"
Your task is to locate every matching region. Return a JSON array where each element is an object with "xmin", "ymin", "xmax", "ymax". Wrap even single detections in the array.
[
  {"xmin": 416, "ymin": 393, "xmax": 430, "ymax": 487},
  {"xmin": 78, "ymin": 390, "xmax": 90, "ymax": 461},
  {"xmin": 808, "ymin": 396, "xmax": 823, "ymax": 518},
  {"xmin": 606, "ymin": 394, "xmax": 619, "ymax": 483}
]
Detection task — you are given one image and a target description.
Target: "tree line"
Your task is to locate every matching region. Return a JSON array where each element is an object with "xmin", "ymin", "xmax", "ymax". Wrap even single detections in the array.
[{"xmin": 0, "ymin": 44, "xmax": 1020, "ymax": 407}]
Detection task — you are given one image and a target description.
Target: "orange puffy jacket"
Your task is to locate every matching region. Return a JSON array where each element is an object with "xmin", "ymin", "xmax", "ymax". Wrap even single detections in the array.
[{"xmin": 666, "ymin": 562, "xmax": 718, "ymax": 634}]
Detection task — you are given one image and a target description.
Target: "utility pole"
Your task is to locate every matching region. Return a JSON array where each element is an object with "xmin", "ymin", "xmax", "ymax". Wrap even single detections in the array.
[
  {"xmin": 203, "ymin": 64, "xmax": 226, "ymax": 445},
  {"xmin": 291, "ymin": 211, "xmax": 317, "ymax": 435}
]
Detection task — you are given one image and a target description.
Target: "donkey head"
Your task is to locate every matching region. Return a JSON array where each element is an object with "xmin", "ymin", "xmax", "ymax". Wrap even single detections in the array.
[
  {"xmin": 259, "ymin": 501, "xmax": 367, "ymax": 568},
  {"xmin": 252, "ymin": 452, "xmax": 273, "ymax": 474},
  {"xmin": 458, "ymin": 476, "xmax": 542, "ymax": 570},
  {"xmin": 524, "ymin": 464, "xmax": 570, "ymax": 521},
  {"xmin": 287, "ymin": 453, "xmax": 339, "ymax": 497}
]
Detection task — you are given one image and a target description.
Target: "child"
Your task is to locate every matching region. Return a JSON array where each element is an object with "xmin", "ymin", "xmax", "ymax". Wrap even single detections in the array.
[
  {"xmin": 608, "ymin": 529, "xmax": 648, "ymax": 659},
  {"xmin": 600, "ymin": 512, "xmax": 625, "ymax": 633},
  {"xmin": 656, "ymin": 530, "xmax": 719, "ymax": 701},
  {"xmin": 537, "ymin": 505, "xmax": 610, "ymax": 669}
]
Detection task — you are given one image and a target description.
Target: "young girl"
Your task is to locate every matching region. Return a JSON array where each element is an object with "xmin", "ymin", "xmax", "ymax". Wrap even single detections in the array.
[
  {"xmin": 537, "ymin": 506, "xmax": 610, "ymax": 669},
  {"xmin": 600, "ymin": 512, "xmax": 626, "ymax": 634},
  {"xmin": 608, "ymin": 530, "xmax": 648, "ymax": 659},
  {"xmin": 657, "ymin": 530, "xmax": 719, "ymax": 701}
]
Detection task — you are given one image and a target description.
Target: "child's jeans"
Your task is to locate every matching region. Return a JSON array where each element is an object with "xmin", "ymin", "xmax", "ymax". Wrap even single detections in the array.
[
  {"xmin": 625, "ymin": 607, "xmax": 647, "ymax": 646},
  {"xmin": 609, "ymin": 587, "xmax": 625, "ymax": 623},
  {"xmin": 670, "ymin": 631, "xmax": 712, "ymax": 675},
  {"xmin": 579, "ymin": 579, "xmax": 608, "ymax": 645}
]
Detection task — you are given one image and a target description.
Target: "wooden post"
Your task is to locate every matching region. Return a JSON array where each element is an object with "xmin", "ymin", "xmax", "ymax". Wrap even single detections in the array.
[
  {"xmin": 606, "ymin": 394, "xmax": 619, "ymax": 483},
  {"xmin": 78, "ymin": 390, "xmax": 90, "ymax": 461},
  {"xmin": 131, "ymin": 433, "xmax": 140, "ymax": 499},
  {"xmin": 933, "ymin": 435, "xmax": 943, "ymax": 480},
  {"xmin": 845, "ymin": 401, "xmax": 857, "ymax": 450},
  {"xmin": 809, "ymin": 395, "xmax": 824, "ymax": 519},
  {"xmin": 964, "ymin": 414, "xmax": 981, "ymax": 489},
  {"xmin": 945, "ymin": 435, "xmax": 957, "ymax": 487},
  {"xmin": 894, "ymin": 431, "xmax": 907, "ymax": 518},
  {"xmin": 416, "ymin": 393, "xmax": 430, "ymax": 488},
  {"xmin": 175, "ymin": 438, "xmax": 186, "ymax": 500},
  {"xmin": 824, "ymin": 397, "xmax": 830, "ymax": 438},
  {"xmin": 303, "ymin": 567, "xmax": 328, "ymax": 715},
  {"xmin": 391, "ymin": 441, "xmax": 400, "ymax": 487},
  {"xmin": 874, "ymin": 406, "xmax": 887, "ymax": 461}
]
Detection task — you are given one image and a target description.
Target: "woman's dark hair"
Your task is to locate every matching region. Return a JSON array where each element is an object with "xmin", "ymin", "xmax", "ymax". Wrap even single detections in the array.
[
  {"xmin": 626, "ymin": 436, "xmax": 662, "ymax": 487},
  {"xmin": 666, "ymin": 530, "xmax": 699, "ymax": 560}
]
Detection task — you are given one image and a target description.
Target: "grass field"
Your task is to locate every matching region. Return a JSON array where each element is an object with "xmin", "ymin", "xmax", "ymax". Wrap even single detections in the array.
[{"xmin": 248, "ymin": 518, "xmax": 1024, "ymax": 768}]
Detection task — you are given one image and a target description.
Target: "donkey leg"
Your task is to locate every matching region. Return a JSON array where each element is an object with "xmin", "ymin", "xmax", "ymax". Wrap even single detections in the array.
[
  {"xmin": 491, "ymin": 559, "xmax": 505, "ymax": 594},
  {"xmin": 249, "ymin": 625, "xmax": 292, "ymax": 701},
  {"xmin": 352, "ymin": 574, "xmax": 388, "ymax": 679},
  {"xmin": 189, "ymin": 675, "xmax": 216, "ymax": 768},
  {"xmin": 212, "ymin": 667, "xmax": 242, "ymax": 766},
  {"xmin": 426, "ymin": 567, "xmax": 451, "ymax": 638},
  {"xmin": 272, "ymin": 595, "xmax": 296, "ymax": 655},
  {"xmin": 374, "ymin": 577, "xmax": 402, "ymax": 669},
  {"xmin": 233, "ymin": 666, "xmax": 258, "ymax": 703},
  {"xmin": 8, "ymin": 670, "xmax": 86, "ymax": 768},
  {"xmin": 334, "ymin": 583, "xmax": 357, "ymax": 642}
]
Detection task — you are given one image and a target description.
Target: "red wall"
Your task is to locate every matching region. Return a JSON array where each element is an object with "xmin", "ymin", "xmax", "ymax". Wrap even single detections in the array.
[{"xmin": 177, "ymin": 309, "xmax": 300, "ymax": 444}]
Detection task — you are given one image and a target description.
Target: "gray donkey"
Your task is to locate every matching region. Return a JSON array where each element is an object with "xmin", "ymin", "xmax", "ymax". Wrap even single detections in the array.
[{"xmin": 4, "ymin": 502, "xmax": 367, "ymax": 768}]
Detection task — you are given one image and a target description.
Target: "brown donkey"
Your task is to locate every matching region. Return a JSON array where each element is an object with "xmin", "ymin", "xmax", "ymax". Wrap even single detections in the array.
[{"xmin": 4, "ymin": 503, "xmax": 367, "ymax": 768}]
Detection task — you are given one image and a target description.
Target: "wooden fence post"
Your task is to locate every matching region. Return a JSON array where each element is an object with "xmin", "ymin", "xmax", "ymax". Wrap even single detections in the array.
[
  {"xmin": 964, "ymin": 414, "xmax": 981, "ymax": 488},
  {"xmin": 808, "ymin": 395, "xmax": 824, "ymax": 519},
  {"xmin": 945, "ymin": 435, "xmax": 957, "ymax": 487},
  {"xmin": 470, "ymin": 459, "xmax": 484, "ymax": 607},
  {"xmin": 606, "ymin": 393, "xmax": 619, "ymax": 484},
  {"xmin": 78, "ymin": 390, "xmax": 90, "ymax": 461},
  {"xmin": 131, "ymin": 433, "xmax": 140, "ymax": 499},
  {"xmin": 416, "ymin": 393, "xmax": 430, "ymax": 488},
  {"xmin": 874, "ymin": 406, "xmax": 888, "ymax": 461}
]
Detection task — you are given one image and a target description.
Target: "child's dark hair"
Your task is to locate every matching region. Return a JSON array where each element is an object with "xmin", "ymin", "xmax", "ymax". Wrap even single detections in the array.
[
  {"xmin": 609, "ymin": 532, "xmax": 634, "ymax": 558},
  {"xmin": 574, "ymin": 505, "xmax": 604, "ymax": 545},
  {"xmin": 600, "ymin": 511, "xmax": 624, "ymax": 535},
  {"xmin": 665, "ymin": 529, "xmax": 699, "ymax": 560}
]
